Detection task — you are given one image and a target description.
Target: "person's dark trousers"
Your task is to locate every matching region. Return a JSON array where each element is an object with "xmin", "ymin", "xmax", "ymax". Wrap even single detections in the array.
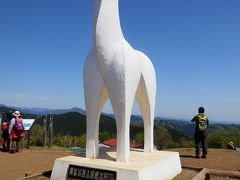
[
  {"xmin": 195, "ymin": 131, "xmax": 207, "ymax": 157},
  {"xmin": 6, "ymin": 139, "xmax": 10, "ymax": 151},
  {"xmin": 2, "ymin": 131, "xmax": 10, "ymax": 151},
  {"xmin": 2, "ymin": 138, "xmax": 10, "ymax": 151},
  {"xmin": 16, "ymin": 138, "xmax": 20, "ymax": 152}
]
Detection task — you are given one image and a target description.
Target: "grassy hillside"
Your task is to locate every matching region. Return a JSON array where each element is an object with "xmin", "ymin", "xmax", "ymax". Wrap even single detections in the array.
[{"xmin": 155, "ymin": 119, "xmax": 240, "ymax": 138}]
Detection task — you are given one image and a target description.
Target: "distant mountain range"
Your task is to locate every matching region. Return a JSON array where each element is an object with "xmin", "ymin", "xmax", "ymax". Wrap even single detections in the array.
[
  {"xmin": 0, "ymin": 104, "xmax": 85, "ymax": 115},
  {"xmin": 1, "ymin": 104, "xmax": 238, "ymax": 124},
  {"xmin": 0, "ymin": 104, "xmax": 239, "ymax": 138}
]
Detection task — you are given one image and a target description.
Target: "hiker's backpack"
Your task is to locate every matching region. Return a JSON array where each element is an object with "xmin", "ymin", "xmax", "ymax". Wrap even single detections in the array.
[
  {"xmin": 14, "ymin": 117, "xmax": 24, "ymax": 131},
  {"xmin": 198, "ymin": 114, "xmax": 208, "ymax": 132},
  {"xmin": 1, "ymin": 122, "xmax": 9, "ymax": 131}
]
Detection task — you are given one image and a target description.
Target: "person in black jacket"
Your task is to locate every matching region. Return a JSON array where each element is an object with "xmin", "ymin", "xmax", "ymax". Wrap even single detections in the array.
[
  {"xmin": 1, "ymin": 111, "xmax": 12, "ymax": 152},
  {"xmin": 191, "ymin": 107, "xmax": 209, "ymax": 159}
]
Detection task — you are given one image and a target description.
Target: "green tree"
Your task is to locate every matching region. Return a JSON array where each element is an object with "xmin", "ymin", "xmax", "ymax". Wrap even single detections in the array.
[
  {"xmin": 53, "ymin": 134, "xmax": 86, "ymax": 147},
  {"xmin": 99, "ymin": 131, "xmax": 116, "ymax": 143},
  {"xmin": 28, "ymin": 124, "xmax": 44, "ymax": 146},
  {"xmin": 207, "ymin": 129, "xmax": 226, "ymax": 148},
  {"xmin": 154, "ymin": 125, "xmax": 173, "ymax": 150},
  {"xmin": 207, "ymin": 127, "xmax": 240, "ymax": 148},
  {"xmin": 54, "ymin": 135, "xmax": 72, "ymax": 147},
  {"xmin": 72, "ymin": 135, "xmax": 86, "ymax": 147},
  {"xmin": 133, "ymin": 133, "xmax": 144, "ymax": 144}
]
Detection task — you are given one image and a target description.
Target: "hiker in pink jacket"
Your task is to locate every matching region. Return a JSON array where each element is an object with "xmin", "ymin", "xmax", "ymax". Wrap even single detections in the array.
[{"xmin": 9, "ymin": 111, "xmax": 24, "ymax": 152}]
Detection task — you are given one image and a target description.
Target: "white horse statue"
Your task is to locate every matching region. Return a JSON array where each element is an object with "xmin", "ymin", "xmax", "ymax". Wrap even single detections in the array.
[{"xmin": 84, "ymin": 0, "xmax": 156, "ymax": 163}]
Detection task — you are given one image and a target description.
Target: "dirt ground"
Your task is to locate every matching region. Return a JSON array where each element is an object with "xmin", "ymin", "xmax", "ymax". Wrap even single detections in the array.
[
  {"xmin": 171, "ymin": 148, "xmax": 240, "ymax": 171},
  {"xmin": 0, "ymin": 148, "xmax": 74, "ymax": 180},
  {"xmin": 0, "ymin": 148, "xmax": 239, "ymax": 180}
]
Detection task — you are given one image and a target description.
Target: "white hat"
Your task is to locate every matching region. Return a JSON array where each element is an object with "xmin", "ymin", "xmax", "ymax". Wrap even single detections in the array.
[
  {"xmin": 229, "ymin": 141, "xmax": 234, "ymax": 145},
  {"xmin": 13, "ymin": 111, "xmax": 21, "ymax": 117}
]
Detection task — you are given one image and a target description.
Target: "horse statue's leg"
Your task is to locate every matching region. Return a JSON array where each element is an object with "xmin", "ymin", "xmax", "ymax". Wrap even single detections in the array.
[{"xmin": 84, "ymin": 50, "xmax": 108, "ymax": 159}]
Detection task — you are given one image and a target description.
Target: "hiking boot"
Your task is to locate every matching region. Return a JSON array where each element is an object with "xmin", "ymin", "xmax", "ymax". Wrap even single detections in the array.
[
  {"xmin": 9, "ymin": 149, "xmax": 15, "ymax": 153},
  {"xmin": 3, "ymin": 148, "xmax": 9, "ymax": 152},
  {"xmin": 195, "ymin": 155, "xmax": 200, "ymax": 159}
]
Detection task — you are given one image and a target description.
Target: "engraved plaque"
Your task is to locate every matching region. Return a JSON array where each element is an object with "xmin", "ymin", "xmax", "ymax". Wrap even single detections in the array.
[{"xmin": 67, "ymin": 165, "xmax": 117, "ymax": 180}]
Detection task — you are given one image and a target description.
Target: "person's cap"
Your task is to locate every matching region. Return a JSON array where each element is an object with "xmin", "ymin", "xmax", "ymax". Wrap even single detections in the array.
[{"xmin": 13, "ymin": 111, "xmax": 21, "ymax": 117}]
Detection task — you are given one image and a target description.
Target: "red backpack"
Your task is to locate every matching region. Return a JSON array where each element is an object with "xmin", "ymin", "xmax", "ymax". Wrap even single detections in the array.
[
  {"xmin": 14, "ymin": 117, "xmax": 24, "ymax": 131},
  {"xmin": 1, "ymin": 122, "xmax": 9, "ymax": 131}
]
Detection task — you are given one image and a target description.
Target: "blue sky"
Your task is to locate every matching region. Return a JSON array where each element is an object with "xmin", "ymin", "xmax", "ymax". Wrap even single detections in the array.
[{"xmin": 0, "ymin": 0, "xmax": 240, "ymax": 122}]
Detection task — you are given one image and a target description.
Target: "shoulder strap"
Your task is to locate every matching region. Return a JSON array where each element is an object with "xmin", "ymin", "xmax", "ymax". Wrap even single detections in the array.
[{"xmin": 198, "ymin": 114, "xmax": 207, "ymax": 120}]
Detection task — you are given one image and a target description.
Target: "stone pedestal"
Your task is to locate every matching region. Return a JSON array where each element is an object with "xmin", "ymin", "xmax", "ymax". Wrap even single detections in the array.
[{"xmin": 51, "ymin": 149, "xmax": 182, "ymax": 180}]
